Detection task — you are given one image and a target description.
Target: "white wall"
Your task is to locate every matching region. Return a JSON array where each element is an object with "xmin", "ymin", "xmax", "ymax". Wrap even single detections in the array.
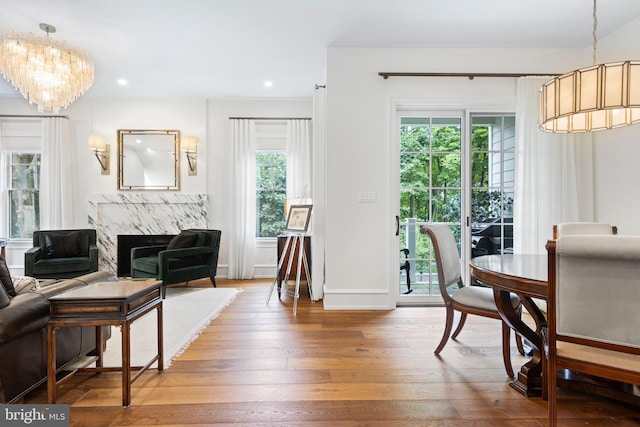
[
  {"xmin": 321, "ymin": 23, "xmax": 640, "ymax": 309},
  {"xmin": 594, "ymin": 123, "xmax": 640, "ymax": 235},
  {"xmin": 591, "ymin": 15, "xmax": 640, "ymax": 236},
  {"xmin": 322, "ymin": 46, "xmax": 594, "ymax": 310}
]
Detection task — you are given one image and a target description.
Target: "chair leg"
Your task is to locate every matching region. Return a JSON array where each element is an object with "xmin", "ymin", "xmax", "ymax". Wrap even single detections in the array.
[
  {"xmin": 501, "ymin": 322, "xmax": 515, "ymax": 378},
  {"xmin": 515, "ymin": 308, "xmax": 525, "ymax": 355},
  {"xmin": 516, "ymin": 334, "xmax": 525, "ymax": 356},
  {"xmin": 161, "ymin": 284, "xmax": 167, "ymax": 299},
  {"xmin": 548, "ymin": 352, "xmax": 557, "ymax": 427},
  {"xmin": 451, "ymin": 312, "xmax": 467, "ymax": 339},
  {"xmin": 210, "ymin": 276, "xmax": 217, "ymax": 288},
  {"xmin": 435, "ymin": 306, "xmax": 455, "ymax": 355}
]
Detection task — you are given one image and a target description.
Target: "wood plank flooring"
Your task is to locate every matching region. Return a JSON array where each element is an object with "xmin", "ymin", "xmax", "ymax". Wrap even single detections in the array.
[{"xmin": 25, "ymin": 279, "xmax": 640, "ymax": 426}]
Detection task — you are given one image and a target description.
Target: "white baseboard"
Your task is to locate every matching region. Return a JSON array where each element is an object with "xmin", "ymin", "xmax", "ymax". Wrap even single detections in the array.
[{"xmin": 322, "ymin": 286, "xmax": 393, "ymax": 310}]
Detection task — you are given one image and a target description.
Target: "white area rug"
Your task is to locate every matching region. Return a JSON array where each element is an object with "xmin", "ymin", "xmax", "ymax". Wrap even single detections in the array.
[{"xmin": 101, "ymin": 286, "xmax": 239, "ymax": 368}]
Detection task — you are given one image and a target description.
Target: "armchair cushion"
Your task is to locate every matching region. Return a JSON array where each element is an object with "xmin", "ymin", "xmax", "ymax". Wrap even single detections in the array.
[
  {"xmin": 166, "ymin": 231, "xmax": 198, "ymax": 250},
  {"xmin": 40, "ymin": 230, "xmax": 85, "ymax": 259}
]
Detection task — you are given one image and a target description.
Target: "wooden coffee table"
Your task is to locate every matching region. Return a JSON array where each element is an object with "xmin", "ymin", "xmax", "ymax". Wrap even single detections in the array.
[{"xmin": 47, "ymin": 278, "xmax": 163, "ymax": 407}]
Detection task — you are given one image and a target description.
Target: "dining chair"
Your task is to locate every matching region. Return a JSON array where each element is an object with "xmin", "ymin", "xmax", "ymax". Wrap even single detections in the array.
[
  {"xmin": 540, "ymin": 221, "xmax": 618, "ymax": 313},
  {"xmin": 533, "ymin": 222, "xmax": 618, "ymax": 316},
  {"xmin": 422, "ymin": 224, "xmax": 524, "ymax": 377},
  {"xmin": 545, "ymin": 234, "xmax": 640, "ymax": 426}
]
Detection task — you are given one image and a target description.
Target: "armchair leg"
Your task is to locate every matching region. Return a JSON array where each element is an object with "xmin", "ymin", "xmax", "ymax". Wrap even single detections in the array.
[
  {"xmin": 210, "ymin": 276, "xmax": 217, "ymax": 288},
  {"xmin": 161, "ymin": 285, "xmax": 167, "ymax": 299}
]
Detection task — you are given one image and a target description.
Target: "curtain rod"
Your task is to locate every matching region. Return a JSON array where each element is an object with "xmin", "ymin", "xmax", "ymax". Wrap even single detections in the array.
[
  {"xmin": 378, "ymin": 72, "xmax": 558, "ymax": 80},
  {"xmin": 229, "ymin": 117, "xmax": 311, "ymax": 120},
  {"xmin": 0, "ymin": 114, "xmax": 69, "ymax": 119}
]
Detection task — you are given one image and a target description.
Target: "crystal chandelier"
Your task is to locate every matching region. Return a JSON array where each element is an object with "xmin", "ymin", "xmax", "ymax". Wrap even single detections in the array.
[
  {"xmin": 539, "ymin": 0, "xmax": 640, "ymax": 133},
  {"xmin": 0, "ymin": 23, "xmax": 94, "ymax": 113}
]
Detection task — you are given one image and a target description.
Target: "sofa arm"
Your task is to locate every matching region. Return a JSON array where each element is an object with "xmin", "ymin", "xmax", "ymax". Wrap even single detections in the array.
[
  {"xmin": 74, "ymin": 271, "xmax": 118, "ymax": 285},
  {"xmin": 159, "ymin": 246, "xmax": 213, "ymax": 259},
  {"xmin": 24, "ymin": 247, "xmax": 41, "ymax": 276},
  {"xmin": 157, "ymin": 246, "xmax": 214, "ymax": 277},
  {"xmin": 131, "ymin": 245, "xmax": 167, "ymax": 260},
  {"xmin": 0, "ymin": 292, "xmax": 50, "ymax": 345}
]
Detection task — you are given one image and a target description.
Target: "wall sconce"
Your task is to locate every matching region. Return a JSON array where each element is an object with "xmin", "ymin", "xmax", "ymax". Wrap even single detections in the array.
[
  {"xmin": 181, "ymin": 136, "xmax": 198, "ymax": 176},
  {"xmin": 88, "ymin": 133, "xmax": 110, "ymax": 175}
]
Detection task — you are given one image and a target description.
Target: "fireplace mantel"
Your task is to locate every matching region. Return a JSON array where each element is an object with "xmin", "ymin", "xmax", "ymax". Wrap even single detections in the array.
[{"xmin": 88, "ymin": 194, "xmax": 208, "ymax": 274}]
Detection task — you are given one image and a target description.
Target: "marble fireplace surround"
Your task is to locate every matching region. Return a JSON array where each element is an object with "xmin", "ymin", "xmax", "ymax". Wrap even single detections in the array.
[{"xmin": 88, "ymin": 194, "xmax": 208, "ymax": 274}]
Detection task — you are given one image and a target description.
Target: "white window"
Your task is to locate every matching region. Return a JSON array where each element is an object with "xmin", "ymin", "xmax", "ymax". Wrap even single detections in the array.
[
  {"xmin": 255, "ymin": 121, "xmax": 287, "ymax": 239},
  {"xmin": 8, "ymin": 152, "xmax": 41, "ymax": 238},
  {"xmin": 256, "ymin": 151, "xmax": 286, "ymax": 238},
  {"xmin": 1, "ymin": 119, "xmax": 42, "ymax": 239}
]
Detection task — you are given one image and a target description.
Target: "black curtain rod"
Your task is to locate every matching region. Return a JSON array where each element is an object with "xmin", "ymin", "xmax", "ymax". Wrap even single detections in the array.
[
  {"xmin": 229, "ymin": 117, "xmax": 311, "ymax": 120},
  {"xmin": 0, "ymin": 114, "xmax": 69, "ymax": 119},
  {"xmin": 378, "ymin": 72, "xmax": 558, "ymax": 80}
]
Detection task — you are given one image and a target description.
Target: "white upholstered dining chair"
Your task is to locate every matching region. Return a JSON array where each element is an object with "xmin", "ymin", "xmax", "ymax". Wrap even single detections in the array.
[
  {"xmin": 534, "ymin": 222, "xmax": 618, "ymax": 316},
  {"xmin": 545, "ymin": 234, "xmax": 640, "ymax": 426}
]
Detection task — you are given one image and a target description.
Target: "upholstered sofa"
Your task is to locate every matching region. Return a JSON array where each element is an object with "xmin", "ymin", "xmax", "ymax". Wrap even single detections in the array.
[
  {"xmin": 0, "ymin": 259, "xmax": 116, "ymax": 403},
  {"xmin": 25, "ymin": 229, "xmax": 99, "ymax": 279},
  {"xmin": 131, "ymin": 229, "xmax": 221, "ymax": 298}
]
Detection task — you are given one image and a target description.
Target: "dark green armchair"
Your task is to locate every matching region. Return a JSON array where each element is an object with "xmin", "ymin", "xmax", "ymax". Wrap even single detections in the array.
[
  {"xmin": 131, "ymin": 229, "xmax": 222, "ymax": 298},
  {"xmin": 25, "ymin": 229, "xmax": 99, "ymax": 279}
]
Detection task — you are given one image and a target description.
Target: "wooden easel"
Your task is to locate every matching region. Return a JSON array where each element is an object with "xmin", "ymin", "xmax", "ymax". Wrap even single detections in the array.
[{"xmin": 266, "ymin": 233, "xmax": 312, "ymax": 315}]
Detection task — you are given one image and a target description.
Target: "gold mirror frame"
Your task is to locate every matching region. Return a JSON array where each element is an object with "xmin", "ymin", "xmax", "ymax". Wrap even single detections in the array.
[{"xmin": 117, "ymin": 129, "xmax": 180, "ymax": 191}]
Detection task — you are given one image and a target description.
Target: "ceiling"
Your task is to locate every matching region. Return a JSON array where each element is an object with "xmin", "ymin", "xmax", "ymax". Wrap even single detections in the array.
[{"xmin": 1, "ymin": 0, "xmax": 640, "ymax": 100}]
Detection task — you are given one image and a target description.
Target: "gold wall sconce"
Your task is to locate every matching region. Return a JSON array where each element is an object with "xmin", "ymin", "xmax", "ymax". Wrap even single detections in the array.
[
  {"xmin": 181, "ymin": 136, "xmax": 198, "ymax": 176},
  {"xmin": 88, "ymin": 133, "xmax": 110, "ymax": 175}
]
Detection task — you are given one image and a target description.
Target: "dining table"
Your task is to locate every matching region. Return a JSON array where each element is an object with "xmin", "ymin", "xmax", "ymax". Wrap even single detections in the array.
[
  {"xmin": 470, "ymin": 253, "xmax": 640, "ymax": 406},
  {"xmin": 470, "ymin": 254, "xmax": 548, "ymax": 398}
]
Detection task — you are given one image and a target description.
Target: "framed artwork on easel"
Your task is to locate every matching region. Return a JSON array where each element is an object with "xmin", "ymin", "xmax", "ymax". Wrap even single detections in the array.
[{"xmin": 285, "ymin": 204, "xmax": 312, "ymax": 232}]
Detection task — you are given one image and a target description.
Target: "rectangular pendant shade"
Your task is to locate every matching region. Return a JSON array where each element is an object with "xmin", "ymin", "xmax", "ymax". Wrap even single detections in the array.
[{"xmin": 539, "ymin": 60, "xmax": 640, "ymax": 133}]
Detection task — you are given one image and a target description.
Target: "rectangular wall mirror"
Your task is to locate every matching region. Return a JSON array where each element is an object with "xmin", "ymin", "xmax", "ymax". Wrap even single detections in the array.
[{"xmin": 117, "ymin": 129, "xmax": 180, "ymax": 190}]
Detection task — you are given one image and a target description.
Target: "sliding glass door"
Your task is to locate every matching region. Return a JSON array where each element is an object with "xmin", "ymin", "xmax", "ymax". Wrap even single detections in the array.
[
  {"xmin": 395, "ymin": 110, "xmax": 515, "ymax": 305},
  {"xmin": 397, "ymin": 113, "xmax": 463, "ymax": 305}
]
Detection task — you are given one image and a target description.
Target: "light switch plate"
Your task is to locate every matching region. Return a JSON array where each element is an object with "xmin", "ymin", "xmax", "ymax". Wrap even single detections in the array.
[{"xmin": 357, "ymin": 191, "xmax": 377, "ymax": 203}]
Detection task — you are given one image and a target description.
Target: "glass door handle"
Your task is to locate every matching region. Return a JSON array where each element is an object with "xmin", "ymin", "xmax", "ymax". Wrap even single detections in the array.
[{"xmin": 395, "ymin": 215, "xmax": 400, "ymax": 236}]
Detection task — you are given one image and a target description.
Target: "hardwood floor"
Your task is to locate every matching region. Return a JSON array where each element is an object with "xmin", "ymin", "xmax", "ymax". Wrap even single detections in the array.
[{"xmin": 25, "ymin": 279, "xmax": 640, "ymax": 426}]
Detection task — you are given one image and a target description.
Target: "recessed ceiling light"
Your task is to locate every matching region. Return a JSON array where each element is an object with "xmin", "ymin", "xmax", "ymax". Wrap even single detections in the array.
[
  {"xmin": 264, "ymin": 81, "xmax": 273, "ymax": 87},
  {"xmin": 117, "ymin": 78, "xmax": 128, "ymax": 86}
]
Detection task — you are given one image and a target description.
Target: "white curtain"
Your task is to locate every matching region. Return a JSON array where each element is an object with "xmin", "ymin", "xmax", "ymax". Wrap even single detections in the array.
[
  {"xmin": 40, "ymin": 117, "xmax": 75, "ymax": 229},
  {"xmin": 228, "ymin": 119, "xmax": 256, "ymax": 279},
  {"xmin": 286, "ymin": 119, "xmax": 313, "ymax": 200},
  {"xmin": 514, "ymin": 77, "xmax": 594, "ymax": 254}
]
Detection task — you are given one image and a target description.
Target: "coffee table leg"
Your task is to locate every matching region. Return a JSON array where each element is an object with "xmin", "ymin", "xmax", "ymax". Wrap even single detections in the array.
[
  {"xmin": 157, "ymin": 302, "xmax": 164, "ymax": 371},
  {"xmin": 96, "ymin": 326, "xmax": 103, "ymax": 368},
  {"xmin": 47, "ymin": 325, "xmax": 57, "ymax": 403},
  {"xmin": 122, "ymin": 322, "xmax": 131, "ymax": 407}
]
